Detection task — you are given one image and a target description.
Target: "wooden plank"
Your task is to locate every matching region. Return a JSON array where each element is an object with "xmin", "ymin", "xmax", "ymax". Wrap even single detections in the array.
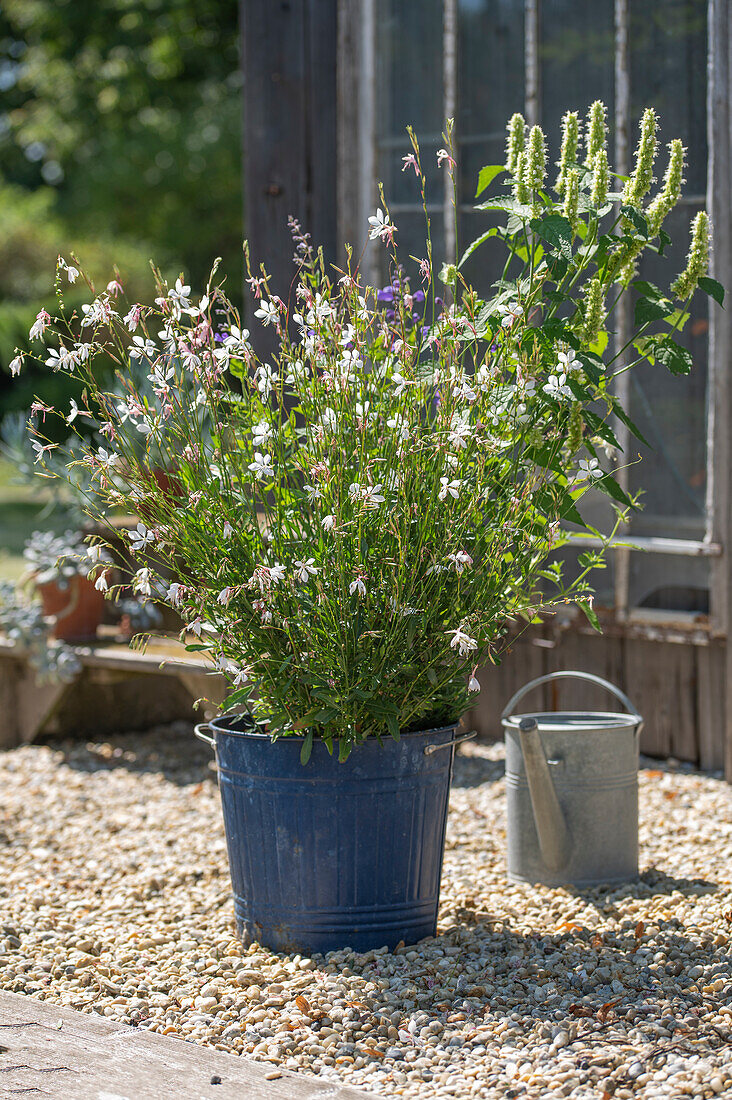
[
  {"xmin": 545, "ymin": 632, "xmax": 626, "ymax": 715},
  {"xmin": 0, "ymin": 990, "xmax": 371, "ymax": 1100},
  {"xmin": 624, "ymin": 639, "xmax": 698, "ymax": 762},
  {"xmin": 697, "ymin": 642, "xmax": 726, "ymax": 771},
  {"xmin": 0, "ymin": 656, "xmax": 19, "ymax": 749},
  {"xmin": 241, "ymin": 0, "xmax": 337, "ymax": 347}
]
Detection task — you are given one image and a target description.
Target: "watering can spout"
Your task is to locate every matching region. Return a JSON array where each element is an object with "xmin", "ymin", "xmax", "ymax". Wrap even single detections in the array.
[{"xmin": 517, "ymin": 716, "xmax": 572, "ymax": 873}]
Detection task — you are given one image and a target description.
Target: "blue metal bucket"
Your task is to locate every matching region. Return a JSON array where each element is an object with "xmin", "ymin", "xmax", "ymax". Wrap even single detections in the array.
[{"xmin": 194, "ymin": 715, "xmax": 474, "ymax": 955}]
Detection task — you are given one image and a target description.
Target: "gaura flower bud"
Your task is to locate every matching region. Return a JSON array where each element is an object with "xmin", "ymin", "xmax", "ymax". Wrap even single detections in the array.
[
  {"xmin": 581, "ymin": 276, "xmax": 605, "ymax": 344},
  {"xmin": 514, "ymin": 150, "xmax": 530, "ymax": 204},
  {"xmin": 563, "ymin": 169, "xmax": 580, "ymax": 231},
  {"xmin": 671, "ymin": 210, "xmax": 711, "ymax": 299},
  {"xmin": 506, "ymin": 112, "xmax": 526, "ymax": 174},
  {"xmin": 555, "ymin": 110, "xmax": 580, "ymax": 197},
  {"xmin": 622, "ymin": 107, "xmax": 658, "ymax": 209},
  {"xmin": 647, "ymin": 139, "xmax": 685, "ymax": 236},
  {"xmin": 584, "ymin": 101, "xmax": 607, "ymax": 167},
  {"xmin": 590, "ymin": 148, "xmax": 609, "ymax": 207}
]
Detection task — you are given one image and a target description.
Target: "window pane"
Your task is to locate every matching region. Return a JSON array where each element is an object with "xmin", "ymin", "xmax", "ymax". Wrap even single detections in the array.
[
  {"xmin": 540, "ymin": 0, "xmax": 615, "ymax": 155},
  {"xmin": 625, "ymin": 0, "xmax": 708, "ymax": 609},
  {"xmin": 457, "ymin": 0, "xmax": 524, "ymax": 289}
]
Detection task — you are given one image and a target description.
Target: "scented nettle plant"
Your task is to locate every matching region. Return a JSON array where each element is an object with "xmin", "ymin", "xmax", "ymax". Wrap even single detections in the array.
[{"xmin": 14, "ymin": 103, "xmax": 718, "ymax": 760}]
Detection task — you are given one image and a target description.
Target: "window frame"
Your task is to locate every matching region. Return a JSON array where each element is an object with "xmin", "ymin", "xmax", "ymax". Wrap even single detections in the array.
[{"xmin": 338, "ymin": 0, "xmax": 725, "ymax": 633}]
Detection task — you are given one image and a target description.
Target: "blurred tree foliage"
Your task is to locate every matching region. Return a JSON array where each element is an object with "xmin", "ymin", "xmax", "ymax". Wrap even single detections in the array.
[{"xmin": 0, "ymin": 0, "xmax": 242, "ymax": 414}]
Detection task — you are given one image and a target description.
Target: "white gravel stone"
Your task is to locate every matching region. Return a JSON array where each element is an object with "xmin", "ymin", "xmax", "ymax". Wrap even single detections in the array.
[{"xmin": 0, "ymin": 727, "xmax": 730, "ymax": 1100}]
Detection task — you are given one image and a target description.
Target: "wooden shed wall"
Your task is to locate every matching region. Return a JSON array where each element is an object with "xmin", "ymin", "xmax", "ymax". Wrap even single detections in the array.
[{"xmin": 466, "ymin": 626, "xmax": 726, "ymax": 773}]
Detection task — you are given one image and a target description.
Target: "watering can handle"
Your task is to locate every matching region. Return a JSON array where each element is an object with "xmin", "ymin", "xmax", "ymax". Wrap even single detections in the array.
[{"xmin": 501, "ymin": 671, "xmax": 642, "ymax": 724}]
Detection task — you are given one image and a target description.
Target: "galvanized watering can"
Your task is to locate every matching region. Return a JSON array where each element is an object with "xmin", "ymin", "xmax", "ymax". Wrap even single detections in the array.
[{"xmin": 502, "ymin": 671, "xmax": 643, "ymax": 887}]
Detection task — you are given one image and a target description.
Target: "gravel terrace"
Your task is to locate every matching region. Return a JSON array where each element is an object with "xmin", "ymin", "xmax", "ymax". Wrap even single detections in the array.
[{"xmin": 0, "ymin": 724, "xmax": 730, "ymax": 1099}]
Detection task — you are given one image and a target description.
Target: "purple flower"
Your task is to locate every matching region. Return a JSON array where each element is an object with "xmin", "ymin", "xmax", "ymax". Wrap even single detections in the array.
[
  {"xmin": 412, "ymin": 290, "xmax": 425, "ymax": 305},
  {"xmin": 377, "ymin": 286, "xmax": 396, "ymax": 304}
]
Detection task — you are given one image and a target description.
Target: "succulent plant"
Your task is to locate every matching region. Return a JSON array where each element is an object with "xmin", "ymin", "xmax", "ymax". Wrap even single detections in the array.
[
  {"xmin": 22, "ymin": 529, "xmax": 108, "ymax": 588},
  {"xmin": 0, "ymin": 581, "xmax": 82, "ymax": 682}
]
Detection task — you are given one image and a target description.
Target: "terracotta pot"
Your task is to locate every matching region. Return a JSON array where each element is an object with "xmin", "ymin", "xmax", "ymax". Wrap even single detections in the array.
[{"xmin": 36, "ymin": 574, "xmax": 106, "ymax": 643}]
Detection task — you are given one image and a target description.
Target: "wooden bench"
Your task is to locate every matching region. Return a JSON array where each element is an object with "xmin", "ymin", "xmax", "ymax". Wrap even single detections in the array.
[{"xmin": 0, "ymin": 631, "xmax": 226, "ymax": 749}]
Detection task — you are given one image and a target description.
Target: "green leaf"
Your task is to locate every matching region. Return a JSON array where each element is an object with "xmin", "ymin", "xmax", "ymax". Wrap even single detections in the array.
[
  {"xmin": 475, "ymin": 164, "xmax": 506, "ymax": 197},
  {"xmin": 651, "ymin": 336, "xmax": 693, "ymax": 376},
  {"xmin": 532, "ymin": 213, "xmax": 573, "ymax": 259},
  {"xmin": 576, "ymin": 599, "xmax": 601, "ymax": 633},
  {"xmin": 611, "ymin": 400, "xmax": 650, "ymax": 448},
  {"xmin": 634, "ymin": 296, "xmax": 671, "ymax": 326},
  {"xmin": 632, "ymin": 279, "xmax": 665, "ymax": 301},
  {"xmin": 698, "ymin": 276, "xmax": 725, "ymax": 307},
  {"xmin": 595, "ymin": 474, "xmax": 633, "ymax": 507},
  {"xmin": 620, "ymin": 204, "xmax": 649, "ymax": 239},
  {"xmin": 386, "ymin": 712, "xmax": 401, "ymax": 742},
  {"xmin": 657, "ymin": 227, "xmax": 672, "ymax": 255},
  {"xmin": 300, "ymin": 729, "xmax": 314, "ymax": 766},
  {"xmin": 458, "ymin": 227, "xmax": 499, "ymax": 268}
]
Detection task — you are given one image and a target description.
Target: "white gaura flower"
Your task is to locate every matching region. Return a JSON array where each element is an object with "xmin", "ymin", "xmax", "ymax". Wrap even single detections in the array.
[
  {"xmin": 180, "ymin": 346, "xmax": 201, "ymax": 372},
  {"xmin": 448, "ymin": 550, "xmax": 473, "ymax": 574},
  {"xmin": 320, "ymin": 408, "xmax": 338, "ymax": 433},
  {"xmin": 355, "ymin": 401, "xmax": 373, "ymax": 426},
  {"xmin": 367, "ymin": 207, "xmax": 396, "ymax": 242},
  {"xmin": 252, "ymin": 420, "xmax": 273, "ymax": 448},
  {"xmin": 8, "ymin": 354, "xmax": 23, "ymax": 377},
  {"xmin": 543, "ymin": 371, "xmax": 572, "ymax": 399},
  {"xmin": 468, "ymin": 674, "xmax": 481, "ymax": 693},
  {"xmin": 129, "ymin": 335, "xmax": 157, "ymax": 361},
  {"xmin": 285, "ymin": 360, "xmax": 309, "ymax": 386},
  {"xmin": 45, "ymin": 347, "xmax": 74, "ymax": 371},
  {"xmin": 254, "ymin": 300, "xmax": 279, "ymax": 326},
  {"xmin": 128, "ymin": 522, "xmax": 155, "ymax": 553},
  {"xmin": 97, "ymin": 448, "xmax": 119, "ymax": 469},
  {"xmin": 255, "ymin": 363, "xmax": 278, "ymax": 398},
  {"xmin": 387, "ymin": 413, "xmax": 411, "ymax": 441},
  {"xmin": 447, "ymin": 414, "xmax": 472, "ymax": 450},
  {"xmin": 29, "ymin": 310, "xmax": 51, "ymax": 341},
  {"xmin": 167, "ymin": 582, "xmax": 184, "ymax": 606},
  {"xmin": 558, "ymin": 349, "xmax": 582, "ymax": 374},
  {"xmin": 392, "ymin": 372, "xmax": 413, "ymax": 396},
  {"xmin": 361, "ymin": 483, "xmax": 385, "ymax": 509},
  {"xmin": 217, "ymin": 587, "xmax": 234, "ymax": 606},
  {"xmin": 223, "ymin": 520, "xmax": 233, "ymax": 539},
  {"xmin": 31, "ymin": 440, "xmax": 56, "ymax": 463},
  {"xmin": 65, "ymin": 265, "xmax": 79, "ymax": 284},
  {"xmin": 293, "ymin": 558, "xmax": 319, "ymax": 583},
  {"xmin": 224, "ymin": 325, "xmax": 251, "ymax": 353},
  {"xmin": 303, "ymin": 483, "xmax": 322, "ymax": 501},
  {"xmin": 248, "ymin": 451, "xmax": 275, "ymax": 481},
  {"xmin": 253, "ymin": 598, "xmax": 273, "ymax": 624},
  {"xmin": 439, "ymin": 477, "xmax": 462, "ymax": 501},
  {"xmin": 577, "ymin": 457, "xmax": 603, "ymax": 480},
  {"xmin": 132, "ymin": 568, "xmax": 152, "ymax": 597},
  {"xmin": 498, "ymin": 300, "xmax": 522, "ymax": 328},
  {"xmin": 269, "ymin": 563, "xmax": 287, "ymax": 584},
  {"xmin": 168, "ymin": 278, "xmax": 191, "ymax": 310},
  {"xmin": 93, "ymin": 571, "xmax": 109, "ymax": 593},
  {"xmin": 449, "ymin": 627, "xmax": 478, "ymax": 658},
  {"xmin": 321, "ymin": 514, "xmax": 335, "ymax": 531},
  {"xmin": 349, "ymin": 578, "xmax": 367, "ymax": 597},
  {"xmin": 124, "ymin": 305, "xmax": 142, "ymax": 332}
]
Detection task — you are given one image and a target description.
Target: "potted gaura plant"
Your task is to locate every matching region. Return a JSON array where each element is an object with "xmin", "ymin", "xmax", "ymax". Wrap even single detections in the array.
[{"xmin": 14, "ymin": 103, "xmax": 716, "ymax": 953}]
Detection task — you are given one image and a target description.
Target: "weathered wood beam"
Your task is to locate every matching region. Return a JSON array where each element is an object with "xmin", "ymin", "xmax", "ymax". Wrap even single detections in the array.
[
  {"xmin": 0, "ymin": 990, "xmax": 371, "ymax": 1100},
  {"xmin": 241, "ymin": 0, "xmax": 338, "ymax": 344},
  {"xmin": 706, "ymin": 0, "xmax": 732, "ymax": 780}
]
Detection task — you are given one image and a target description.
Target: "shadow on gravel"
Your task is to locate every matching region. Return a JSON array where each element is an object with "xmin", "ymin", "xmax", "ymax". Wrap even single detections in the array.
[
  {"xmin": 451, "ymin": 751, "xmax": 505, "ymax": 788},
  {"xmin": 50, "ymin": 724, "xmax": 214, "ymax": 788}
]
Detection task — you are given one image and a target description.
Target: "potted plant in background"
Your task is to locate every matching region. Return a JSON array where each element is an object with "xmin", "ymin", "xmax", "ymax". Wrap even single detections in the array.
[
  {"xmin": 13, "ymin": 103, "xmax": 716, "ymax": 953},
  {"xmin": 22, "ymin": 529, "xmax": 111, "ymax": 643}
]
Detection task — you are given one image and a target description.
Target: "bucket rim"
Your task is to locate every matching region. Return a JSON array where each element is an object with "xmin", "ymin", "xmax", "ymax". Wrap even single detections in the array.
[
  {"xmin": 203, "ymin": 712, "xmax": 461, "ymax": 744},
  {"xmin": 502, "ymin": 709, "xmax": 641, "ymax": 731}
]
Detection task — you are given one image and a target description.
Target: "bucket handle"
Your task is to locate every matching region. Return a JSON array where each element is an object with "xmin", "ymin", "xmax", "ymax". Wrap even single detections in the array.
[
  {"xmin": 424, "ymin": 729, "xmax": 477, "ymax": 755},
  {"xmin": 501, "ymin": 671, "xmax": 643, "ymax": 734},
  {"xmin": 194, "ymin": 723, "xmax": 215, "ymax": 749}
]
